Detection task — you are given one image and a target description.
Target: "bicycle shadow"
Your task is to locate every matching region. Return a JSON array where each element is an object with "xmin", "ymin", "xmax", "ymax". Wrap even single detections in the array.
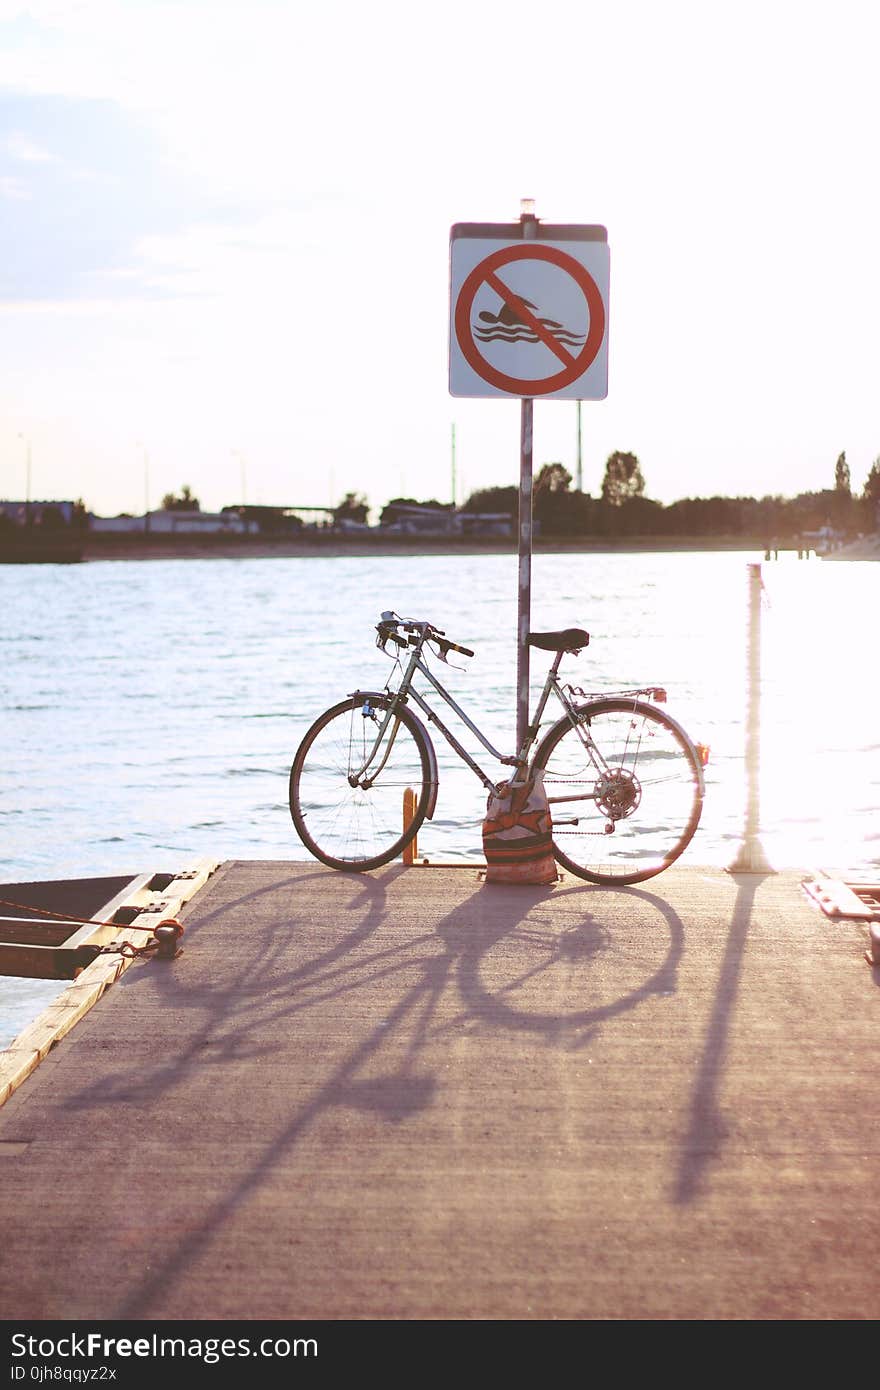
[
  {"xmin": 440, "ymin": 877, "xmax": 684, "ymax": 1040},
  {"xmin": 322, "ymin": 877, "xmax": 686, "ymax": 1115},
  {"xmin": 46, "ymin": 863, "xmax": 688, "ymax": 1317}
]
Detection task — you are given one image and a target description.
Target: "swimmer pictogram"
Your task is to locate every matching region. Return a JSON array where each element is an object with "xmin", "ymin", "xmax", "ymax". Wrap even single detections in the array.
[{"xmin": 475, "ymin": 297, "xmax": 587, "ymax": 350}]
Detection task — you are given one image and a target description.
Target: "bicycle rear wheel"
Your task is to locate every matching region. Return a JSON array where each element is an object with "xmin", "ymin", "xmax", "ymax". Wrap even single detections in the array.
[
  {"xmin": 533, "ymin": 698, "xmax": 703, "ymax": 885},
  {"xmin": 289, "ymin": 694, "xmax": 434, "ymax": 871}
]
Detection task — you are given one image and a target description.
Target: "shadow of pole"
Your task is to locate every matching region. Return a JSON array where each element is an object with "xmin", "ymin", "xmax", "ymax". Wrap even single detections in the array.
[{"xmin": 673, "ymin": 872, "xmax": 767, "ymax": 1203}]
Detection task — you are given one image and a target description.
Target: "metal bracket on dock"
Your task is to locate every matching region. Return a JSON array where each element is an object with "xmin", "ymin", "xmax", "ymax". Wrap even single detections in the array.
[
  {"xmin": 802, "ymin": 877, "xmax": 880, "ymax": 968},
  {"xmin": 802, "ymin": 877, "xmax": 880, "ymax": 922}
]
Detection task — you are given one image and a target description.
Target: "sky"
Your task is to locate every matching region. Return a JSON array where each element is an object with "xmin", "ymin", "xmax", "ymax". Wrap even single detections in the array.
[{"xmin": 1, "ymin": 0, "xmax": 878, "ymax": 519}]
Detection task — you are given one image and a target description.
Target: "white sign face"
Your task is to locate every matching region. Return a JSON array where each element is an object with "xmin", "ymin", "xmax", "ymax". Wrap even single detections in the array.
[{"xmin": 449, "ymin": 231, "xmax": 610, "ymax": 400}]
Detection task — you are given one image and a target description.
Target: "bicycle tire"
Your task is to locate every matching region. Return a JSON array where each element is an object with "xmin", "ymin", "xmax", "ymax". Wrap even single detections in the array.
[
  {"xmin": 533, "ymin": 698, "xmax": 704, "ymax": 885},
  {"xmin": 289, "ymin": 694, "xmax": 434, "ymax": 871}
]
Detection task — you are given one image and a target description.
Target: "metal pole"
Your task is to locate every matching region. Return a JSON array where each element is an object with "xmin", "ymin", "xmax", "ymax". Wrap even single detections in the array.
[
  {"xmin": 517, "ymin": 396, "xmax": 533, "ymax": 756},
  {"xmin": 451, "ymin": 422, "xmax": 456, "ymax": 507},
  {"xmin": 576, "ymin": 399, "xmax": 582, "ymax": 492},
  {"xmin": 516, "ymin": 202, "xmax": 537, "ymax": 757},
  {"xmin": 728, "ymin": 562, "xmax": 774, "ymax": 873}
]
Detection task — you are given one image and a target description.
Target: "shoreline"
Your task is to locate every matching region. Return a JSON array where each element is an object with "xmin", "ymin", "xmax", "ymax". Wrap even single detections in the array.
[
  {"xmin": 6, "ymin": 529, "xmax": 875, "ymax": 563},
  {"xmin": 80, "ymin": 533, "xmax": 776, "ymax": 562}
]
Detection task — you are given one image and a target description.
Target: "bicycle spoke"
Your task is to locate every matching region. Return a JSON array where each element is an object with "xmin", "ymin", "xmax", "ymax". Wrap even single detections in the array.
[
  {"xmin": 535, "ymin": 700, "xmax": 703, "ymax": 885},
  {"xmin": 290, "ymin": 697, "xmax": 432, "ymax": 870}
]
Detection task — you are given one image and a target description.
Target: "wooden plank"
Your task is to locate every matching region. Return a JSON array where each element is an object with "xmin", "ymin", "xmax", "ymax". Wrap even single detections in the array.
[
  {"xmin": 11, "ymin": 1008, "xmax": 88, "ymax": 1061},
  {"xmin": 59, "ymin": 871, "xmax": 157, "ymax": 949},
  {"xmin": 0, "ymin": 920, "xmax": 76, "ymax": 946},
  {"xmin": 0, "ymin": 1048, "xmax": 41, "ymax": 1106},
  {"xmin": 0, "ymin": 874, "xmax": 140, "ymax": 923},
  {"xmin": 0, "ymin": 860, "xmax": 219, "ymax": 1108}
]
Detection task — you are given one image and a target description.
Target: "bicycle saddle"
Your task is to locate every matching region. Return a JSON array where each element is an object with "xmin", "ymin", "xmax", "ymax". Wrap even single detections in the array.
[{"xmin": 527, "ymin": 628, "xmax": 589, "ymax": 652}]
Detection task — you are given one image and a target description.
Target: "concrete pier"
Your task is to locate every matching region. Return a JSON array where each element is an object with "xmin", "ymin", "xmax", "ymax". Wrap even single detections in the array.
[{"xmin": 0, "ymin": 860, "xmax": 877, "ymax": 1321}]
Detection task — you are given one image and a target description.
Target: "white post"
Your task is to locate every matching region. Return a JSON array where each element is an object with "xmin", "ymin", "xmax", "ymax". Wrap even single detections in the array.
[{"xmin": 728, "ymin": 562, "xmax": 775, "ymax": 873}]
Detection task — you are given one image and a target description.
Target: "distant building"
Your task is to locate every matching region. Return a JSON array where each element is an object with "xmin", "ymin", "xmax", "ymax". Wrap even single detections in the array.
[
  {"xmin": 87, "ymin": 513, "xmax": 145, "ymax": 533},
  {"xmin": 220, "ymin": 504, "xmax": 326, "ymax": 533},
  {"xmin": 222, "ymin": 505, "xmax": 305, "ymax": 530},
  {"xmin": 0, "ymin": 500, "xmax": 78, "ymax": 526},
  {"xmin": 458, "ymin": 512, "xmax": 514, "ymax": 539},
  {"xmin": 89, "ymin": 509, "xmax": 259, "ymax": 534},
  {"xmin": 379, "ymin": 502, "xmax": 514, "ymax": 539},
  {"xmin": 379, "ymin": 503, "xmax": 460, "ymax": 534},
  {"xmin": 284, "ymin": 506, "xmax": 336, "ymax": 528}
]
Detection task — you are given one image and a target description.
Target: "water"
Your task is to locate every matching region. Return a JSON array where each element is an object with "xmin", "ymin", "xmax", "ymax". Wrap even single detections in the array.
[{"xmin": 2, "ymin": 548, "xmax": 879, "ymax": 1047}]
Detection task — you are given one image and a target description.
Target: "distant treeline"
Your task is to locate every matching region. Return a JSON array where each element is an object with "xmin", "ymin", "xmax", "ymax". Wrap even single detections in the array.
[
  {"xmin": 384, "ymin": 451, "xmax": 880, "ymax": 538},
  {"xmin": 460, "ymin": 483, "xmax": 872, "ymax": 538}
]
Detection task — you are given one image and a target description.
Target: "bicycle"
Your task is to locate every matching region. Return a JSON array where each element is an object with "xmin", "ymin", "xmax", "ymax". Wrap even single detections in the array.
[{"xmin": 289, "ymin": 612, "xmax": 707, "ymax": 885}]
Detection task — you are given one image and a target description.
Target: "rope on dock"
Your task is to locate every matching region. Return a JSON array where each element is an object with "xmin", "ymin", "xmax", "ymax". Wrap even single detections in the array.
[
  {"xmin": 0, "ymin": 896, "xmax": 185, "ymax": 962},
  {"xmin": 105, "ymin": 921, "xmax": 184, "ymax": 961},
  {"xmin": 0, "ymin": 896, "xmax": 162, "ymax": 931}
]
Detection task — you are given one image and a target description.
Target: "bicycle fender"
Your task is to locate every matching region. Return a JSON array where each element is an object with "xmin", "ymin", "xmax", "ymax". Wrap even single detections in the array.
[{"xmin": 348, "ymin": 690, "xmax": 439, "ymax": 820}]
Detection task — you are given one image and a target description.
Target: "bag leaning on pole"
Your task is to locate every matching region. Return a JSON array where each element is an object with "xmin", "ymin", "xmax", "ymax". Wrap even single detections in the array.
[{"xmin": 481, "ymin": 769, "xmax": 558, "ymax": 885}]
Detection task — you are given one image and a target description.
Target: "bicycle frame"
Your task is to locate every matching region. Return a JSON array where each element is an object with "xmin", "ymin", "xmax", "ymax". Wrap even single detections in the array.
[{"xmin": 351, "ymin": 630, "xmax": 618, "ymax": 798}]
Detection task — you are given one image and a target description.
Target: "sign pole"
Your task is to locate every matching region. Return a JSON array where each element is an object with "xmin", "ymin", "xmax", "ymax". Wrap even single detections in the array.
[
  {"xmin": 517, "ymin": 394, "xmax": 533, "ymax": 758},
  {"xmin": 576, "ymin": 400, "xmax": 582, "ymax": 492},
  {"xmin": 516, "ymin": 202, "xmax": 538, "ymax": 760}
]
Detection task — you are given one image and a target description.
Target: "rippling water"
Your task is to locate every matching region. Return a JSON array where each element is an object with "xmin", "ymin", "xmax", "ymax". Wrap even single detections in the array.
[{"xmin": 2, "ymin": 548, "xmax": 878, "ymax": 1045}]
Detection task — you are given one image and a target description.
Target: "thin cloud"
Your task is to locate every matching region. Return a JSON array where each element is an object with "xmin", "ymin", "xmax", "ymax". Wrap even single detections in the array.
[
  {"xmin": 0, "ymin": 173, "xmax": 30, "ymax": 198},
  {"xmin": 5, "ymin": 130, "xmax": 52, "ymax": 161}
]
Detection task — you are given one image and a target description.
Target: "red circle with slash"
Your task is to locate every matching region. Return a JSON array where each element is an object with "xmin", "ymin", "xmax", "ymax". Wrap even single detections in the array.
[{"xmin": 454, "ymin": 243, "xmax": 606, "ymax": 396}]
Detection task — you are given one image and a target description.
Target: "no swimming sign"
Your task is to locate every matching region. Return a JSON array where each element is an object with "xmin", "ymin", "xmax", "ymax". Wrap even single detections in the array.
[{"xmin": 449, "ymin": 222, "xmax": 610, "ymax": 401}]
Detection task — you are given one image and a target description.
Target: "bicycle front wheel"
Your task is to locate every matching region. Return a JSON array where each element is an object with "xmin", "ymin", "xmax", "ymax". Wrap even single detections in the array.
[
  {"xmin": 289, "ymin": 695, "xmax": 434, "ymax": 871},
  {"xmin": 533, "ymin": 698, "xmax": 703, "ymax": 886}
]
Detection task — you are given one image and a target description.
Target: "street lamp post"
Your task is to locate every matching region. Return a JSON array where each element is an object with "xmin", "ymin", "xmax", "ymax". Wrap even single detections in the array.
[
  {"xmin": 18, "ymin": 434, "xmax": 32, "ymax": 524},
  {"xmin": 232, "ymin": 450, "xmax": 248, "ymax": 508},
  {"xmin": 139, "ymin": 443, "xmax": 150, "ymax": 533}
]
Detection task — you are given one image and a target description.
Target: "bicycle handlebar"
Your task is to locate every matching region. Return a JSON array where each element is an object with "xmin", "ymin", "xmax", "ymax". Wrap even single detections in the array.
[{"xmin": 375, "ymin": 612, "xmax": 474, "ymax": 660}]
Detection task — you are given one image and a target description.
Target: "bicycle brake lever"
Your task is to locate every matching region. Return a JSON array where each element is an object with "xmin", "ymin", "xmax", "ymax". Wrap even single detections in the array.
[{"xmin": 431, "ymin": 638, "xmax": 468, "ymax": 670}]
